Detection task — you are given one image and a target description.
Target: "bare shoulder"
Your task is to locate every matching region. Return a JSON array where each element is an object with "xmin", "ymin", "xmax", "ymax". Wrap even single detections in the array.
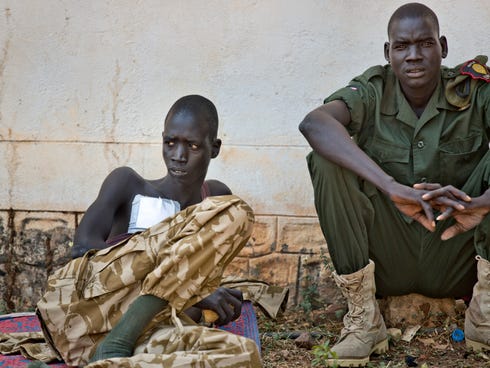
[
  {"xmin": 106, "ymin": 166, "xmax": 141, "ymax": 183},
  {"xmin": 96, "ymin": 166, "xmax": 145, "ymax": 203},
  {"xmin": 205, "ymin": 179, "xmax": 232, "ymax": 196},
  {"xmin": 73, "ymin": 166, "xmax": 144, "ymax": 255}
]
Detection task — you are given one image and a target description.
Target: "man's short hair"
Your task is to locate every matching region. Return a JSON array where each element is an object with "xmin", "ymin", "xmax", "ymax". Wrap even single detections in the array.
[
  {"xmin": 387, "ymin": 2, "xmax": 440, "ymax": 36},
  {"xmin": 165, "ymin": 95, "xmax": 219, "ymax": 140}
]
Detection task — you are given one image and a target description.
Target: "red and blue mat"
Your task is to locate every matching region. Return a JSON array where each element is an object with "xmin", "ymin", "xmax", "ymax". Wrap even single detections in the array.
[{"xmin": 0, "ymin": 301, "xmax": 261, "ymax": 367}]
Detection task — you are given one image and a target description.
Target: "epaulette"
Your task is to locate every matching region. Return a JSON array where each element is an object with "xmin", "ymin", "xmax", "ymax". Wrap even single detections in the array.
[
  {"xmin": 443, "ymin": 55, "xmax": 490, "ymax": 81},
  {"xmin": 365, "ymin": 65, "xmax": 385, "ymax": 77},
  {"xmin": 361, "ymin": 65, "xmax": 386, "ymax": 81},
  {"xmin": 460, "ymin": 56, "xmax": 490, "ymax": 82},
  {"xmin": 444, "ymin": 56, "xmax": 489, "ymax": 109}
]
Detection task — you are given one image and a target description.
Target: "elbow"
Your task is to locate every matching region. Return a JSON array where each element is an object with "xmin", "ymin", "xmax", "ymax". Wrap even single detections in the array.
[
  {"xmin": 298, "ymin": 112, "xmax": 314, "ymax": 138},
  {"xmin": 72, "ymin": 233, "xmax": 91, "ymax": 258},
  {"xmin": 71, "ymin": 243, "xmax": 86, "ymax": 259},
  {"xmin": 298, "ymin": 111, "xmax": 317, "ymax": 140}
]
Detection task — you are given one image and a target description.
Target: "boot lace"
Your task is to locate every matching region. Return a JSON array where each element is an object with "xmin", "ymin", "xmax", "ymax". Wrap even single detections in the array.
[{"xmin": 338, "ymin": 276, "xmax": 366, "ymax": 331}]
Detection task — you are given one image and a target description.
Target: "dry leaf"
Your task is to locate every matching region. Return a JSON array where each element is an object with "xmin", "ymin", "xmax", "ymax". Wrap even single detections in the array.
[
  {"xmin": 418, "ymin": 337, "xmax": 435, "ymax": 346},
  {"xmin": 402, "ymin": 324, "xmax": 421, "ymax": 342}
]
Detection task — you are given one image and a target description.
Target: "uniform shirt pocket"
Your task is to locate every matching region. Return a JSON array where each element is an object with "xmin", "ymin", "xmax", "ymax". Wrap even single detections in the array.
[
  {"xmin": 439, "ymin": 134, "xmax": 486, "ymax": 187},
  {"xmin": 366, "ymin": 136, "xmax": 411, "ymax": 185},
  {"xmin": 82, "ymin": 238, "xmax": 153, "ymax": 299}
]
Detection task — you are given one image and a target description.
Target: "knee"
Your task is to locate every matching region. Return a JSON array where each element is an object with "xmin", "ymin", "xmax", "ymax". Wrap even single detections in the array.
[
  {"xmin": 202, "ymin": 195, "xmax": 254, "ymax": 237},
  {"xmin": 233, "ymin": 197, "xmax": 254, "ymax": 224},
  {"xmin": 307, "ymin": 151, "xmax": 359, "ymax": 190},
  {"xmin": 307, "ymin": 151, "xmax": 341, "ymax": 178},
  {"xmin": 227, "ymin": 197, "xmax": 255, "ymax": 239}
]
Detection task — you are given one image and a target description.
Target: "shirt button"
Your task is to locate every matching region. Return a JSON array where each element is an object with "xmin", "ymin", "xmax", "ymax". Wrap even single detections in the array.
[{"xmin": 417, "ymin": 140, "xmax": 425, "ymax": 148}]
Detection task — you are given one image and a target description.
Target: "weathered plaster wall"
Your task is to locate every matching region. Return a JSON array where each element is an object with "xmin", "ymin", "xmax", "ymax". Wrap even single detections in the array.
[{"xmin": 1, "ymin": 1, "xmax": 489, "ymax": 311}]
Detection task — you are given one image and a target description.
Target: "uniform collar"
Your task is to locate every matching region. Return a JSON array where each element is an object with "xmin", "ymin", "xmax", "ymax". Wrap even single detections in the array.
[
  {"xmin": 380, "ymin": 68, "xmax": 399, "ymax": 116},
  {"xmin": 380, "ymin": 68, "xmax": 457, "ymax": 130},
  {"xmin": 381, "ymin": 67, "xmax": 458, "ymax": 118}
]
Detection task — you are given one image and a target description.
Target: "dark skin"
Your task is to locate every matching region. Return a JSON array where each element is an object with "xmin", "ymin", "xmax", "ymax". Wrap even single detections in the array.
[
  {"xmin": 72, "ymin": 109, "xmax": 242, "ymax": 326},
  {"xmin": 299, "ymin": 15, "xmax": 490, "ymax": 240}
]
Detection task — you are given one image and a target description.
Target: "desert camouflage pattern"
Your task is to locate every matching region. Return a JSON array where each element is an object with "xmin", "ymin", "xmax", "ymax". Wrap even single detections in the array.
[
  {"xmin": 36, "ymin": 195, "xmax": 261, "ymax": 367},
  {"xmin": 220, "ymin": 278, "xmax": 289, "ymax": 320},
  {"xmin": 85, "ymin": 324, "xmax": 261, "ymax": 368},
  {"xmin": 0, "ymin": 330, "xmax": 54, "ymax": 361}
]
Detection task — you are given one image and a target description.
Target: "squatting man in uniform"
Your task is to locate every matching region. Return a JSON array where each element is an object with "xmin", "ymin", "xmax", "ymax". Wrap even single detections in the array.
[
  {"xmin": 29, "ymin": 95, "xmax": 262, "ymax": 368},
  {"xmin": 300, "ymin": 2, "xmax": 490, "ymax": 367}
]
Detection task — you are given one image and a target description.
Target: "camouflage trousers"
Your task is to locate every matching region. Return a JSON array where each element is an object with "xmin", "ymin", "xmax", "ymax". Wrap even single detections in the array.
[{"xmin": 36, "ymin": 195, "xmax": 261, "ymax": 367}]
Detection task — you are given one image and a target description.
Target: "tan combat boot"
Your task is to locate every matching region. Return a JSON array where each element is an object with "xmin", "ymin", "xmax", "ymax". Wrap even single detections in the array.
[
  {"xmin": 465, "ymin": 256, "xmax": 490, "ymax": 351},
  {"xmin": 326, "ymin": 260, "xmax": 388, "ymax": 367}
]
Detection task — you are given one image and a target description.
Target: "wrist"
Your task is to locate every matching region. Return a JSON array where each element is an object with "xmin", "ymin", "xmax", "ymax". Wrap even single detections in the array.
[
  {"xmin": 378, "ymin": 176, "xmax": 398, "ymax": 196},
  {"xmin": 474, "ymin": 190, "xmax": 490, "ymax": 213}
]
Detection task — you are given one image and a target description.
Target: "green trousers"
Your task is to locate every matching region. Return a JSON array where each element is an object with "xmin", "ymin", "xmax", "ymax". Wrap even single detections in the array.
[{"xmin": 306, "ymin": 151, "xmax": 490, "ymax": 298}]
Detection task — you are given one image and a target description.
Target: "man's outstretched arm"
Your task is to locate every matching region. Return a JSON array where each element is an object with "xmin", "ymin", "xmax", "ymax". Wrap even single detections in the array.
[
  {"xmin": 299, "ymin": 100, "xmax": 399, "ymax": 194},
  {"xmin": 299, "ymin": 100, "xmax": 437, "ymax": 230}
]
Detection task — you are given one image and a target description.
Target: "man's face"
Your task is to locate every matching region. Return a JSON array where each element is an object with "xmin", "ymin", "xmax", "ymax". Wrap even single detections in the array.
[
  {"xmin": 385, "ymin": 16, "xmax": 447, "ymax": 96},
  {"xmin": 162, "ymin": 111, "xmax": 219, "ymax": 185}
]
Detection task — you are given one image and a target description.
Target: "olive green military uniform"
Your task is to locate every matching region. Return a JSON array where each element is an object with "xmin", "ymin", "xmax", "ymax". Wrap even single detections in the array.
[
  {"xmin": 307, "ymin": 56, "xmax": 490, "ymax": 298},
  {"xmin": 35, "ymin": 195, "xmax": 262, "ymax": 367}
]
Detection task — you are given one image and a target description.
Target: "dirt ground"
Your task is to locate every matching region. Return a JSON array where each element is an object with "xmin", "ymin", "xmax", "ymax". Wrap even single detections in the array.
[{"xmin": 258, "ymin": 304, "xmax": 490, "ymax": 368}]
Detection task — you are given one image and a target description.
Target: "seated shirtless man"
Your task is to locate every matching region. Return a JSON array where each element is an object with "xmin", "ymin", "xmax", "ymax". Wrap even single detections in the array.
[{"xmin": 31, "ymin": 95, "xmax": 261, "ymax": 368}]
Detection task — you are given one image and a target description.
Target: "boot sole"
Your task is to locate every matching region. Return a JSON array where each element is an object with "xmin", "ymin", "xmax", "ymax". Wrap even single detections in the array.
[
  {"xmin": 466, "ymin": 337, "xmax": 490, "ymax": 352},
  {"xmin": 325, "ymin": 338, "xmax": 389, "ymax": 367}
]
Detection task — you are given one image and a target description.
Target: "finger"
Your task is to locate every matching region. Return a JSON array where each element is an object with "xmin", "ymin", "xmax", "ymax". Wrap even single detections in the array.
[
  {"xmin": 440, "ymin": 187, "xmax": 472, "ymax": 202},
  {"xmin": 230, "ymin": 304, "xmax": 241, "ymax": 321},
  {"xmin": 446, "ymin": 186, "xmax": 471, "ymax": 201},
  {"xmin": 415, "ymin": 216, "xmax": 436, "ymax": 232},
  {"xmin": 432, "ymin": 197, "xmax": 466, "ymax": 211},
  {"xmin": 421, "ymin": 188, "xmax": 447, "ymax": 200},
  {"xmin": 413, "ymin": 183, "xmax": 441, "ymax": 190},
  {"xmin": 228, "ymin": 297, "xmax": 242, "ymax": 321},
  {"xmin": 422, "ymin": 187, "xmax": 471, "ymax": 202},
  {"xmin": 436, "ymin": 207, "xmax": 454, "ymax": 221},
  {"xmin": 227, "ymin": 288, "xmax": 243, "ymax": 301},
  {"xmin": 216, "ymin": 303, "xmax": 234, "ymax": 326},
  {"xmin": 420, "ymin": 200, "xmax": 435, "ymax": 228},
  {"xmin": 441, "ymin": 224, "xmax": 464, "ymax": 241},
  {"xmin": 222, "ymin": 289, "xmax": 242, "ymax": 321}
]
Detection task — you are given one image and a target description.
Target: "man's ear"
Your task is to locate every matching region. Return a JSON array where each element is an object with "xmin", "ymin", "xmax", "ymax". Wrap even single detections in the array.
[
  {"xmin": 440, "ymin": 35, "xmax": 448, "ymax": 59},
  {"xmin": 384, "ymin": 42, "xmax": 390, "ymax": 63},
  {"xmin": 211, "ymin": 138, "xmax": 221, "ymax": 158}
]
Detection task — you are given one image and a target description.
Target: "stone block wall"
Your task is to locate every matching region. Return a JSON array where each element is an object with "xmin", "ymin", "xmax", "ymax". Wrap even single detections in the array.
[
  {"xmin": 0, "ymin": 209, "xmax": 342, "ymax": 313},
  {"xmin": 223, "ymin": 216, "xmax": 341, "ymax": 308},
  {"xmin": 0, "ymin": 210, "xmax": 77, "ymax": 312}
]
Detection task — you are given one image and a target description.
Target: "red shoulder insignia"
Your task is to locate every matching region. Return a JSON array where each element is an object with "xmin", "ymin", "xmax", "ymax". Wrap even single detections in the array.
[{"xmin": 460, "ymin": 59, "xmax": 490, "ymax": 83}]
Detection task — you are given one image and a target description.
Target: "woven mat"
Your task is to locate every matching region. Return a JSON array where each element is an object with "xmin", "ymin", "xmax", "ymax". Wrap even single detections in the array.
[{"xmin": 0, "ymin": 301, "xmax": 260, "ymax": 367}]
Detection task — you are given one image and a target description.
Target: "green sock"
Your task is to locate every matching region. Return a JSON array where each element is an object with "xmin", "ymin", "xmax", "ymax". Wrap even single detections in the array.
[{"xmin": 90, "ymin": 294, "xmax": 168, "ymax": 362}]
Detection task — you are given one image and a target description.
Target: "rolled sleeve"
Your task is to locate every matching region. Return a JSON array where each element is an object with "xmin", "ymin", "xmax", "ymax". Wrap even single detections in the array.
[{"xmin": 324, "ymin": 84, "xmax": 367, "ymax": 136}]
